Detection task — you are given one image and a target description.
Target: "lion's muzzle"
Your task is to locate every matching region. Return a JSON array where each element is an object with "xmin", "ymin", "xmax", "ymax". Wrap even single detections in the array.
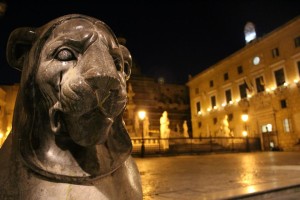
[{"xmin": 85, "ymin": 72, "xmax": 127, "ymax": 118}]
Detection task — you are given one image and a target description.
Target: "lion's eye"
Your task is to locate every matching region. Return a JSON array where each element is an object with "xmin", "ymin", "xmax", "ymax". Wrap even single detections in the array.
[{"xmin": 55, "ymin": 48, "xmax": 76, "ymax": 61}]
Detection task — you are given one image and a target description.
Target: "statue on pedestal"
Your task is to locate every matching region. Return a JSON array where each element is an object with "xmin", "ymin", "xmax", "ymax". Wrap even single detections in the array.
[
  {"xmin": 183, "ymin": 120, "xmax": 189, "ymax": 138},
  {"xmin": 0, "ymin": 14, "xmax": 142, "ymax": 199},
  {"xmin": 220, "ymin": 115, "xmax": 231, "ymax": 137},
  {"xmin": 160, "ymin": 111, "xmax": 170, "ymax": 149}
]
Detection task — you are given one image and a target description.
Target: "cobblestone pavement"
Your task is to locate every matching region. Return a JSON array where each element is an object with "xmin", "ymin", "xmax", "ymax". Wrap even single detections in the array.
[{"xmin": 134, "ymin": 152, "xmax": 300, "ymax": 199}]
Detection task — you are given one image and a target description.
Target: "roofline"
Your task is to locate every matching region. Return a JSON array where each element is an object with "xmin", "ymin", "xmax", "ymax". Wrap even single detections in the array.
[{"xmin": 187, "ymin": 15, "xmax": 300, "ymax": 86}]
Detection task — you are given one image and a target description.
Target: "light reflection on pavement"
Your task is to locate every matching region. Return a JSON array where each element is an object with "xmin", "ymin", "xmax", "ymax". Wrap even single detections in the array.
[{"xmin": 134, "ymin": 152, "xmax": 300, "ymax": 199}]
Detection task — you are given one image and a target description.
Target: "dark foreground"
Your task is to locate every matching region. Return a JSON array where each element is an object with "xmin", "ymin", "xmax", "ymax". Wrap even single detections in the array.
[{"xmin": 134, "ymin": 152, "xmax": 300, "ymax": 199}]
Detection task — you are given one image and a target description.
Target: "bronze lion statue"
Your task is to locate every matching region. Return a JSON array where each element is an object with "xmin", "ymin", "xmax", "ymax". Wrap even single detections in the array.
[{"xmin": 0, "ymin": 14, "xmax": 142, "ymax": 199}]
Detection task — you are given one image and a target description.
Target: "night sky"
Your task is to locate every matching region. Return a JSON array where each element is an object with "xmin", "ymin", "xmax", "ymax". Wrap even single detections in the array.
[{"xmin": 0, "ymin": 0, "xmax": 299, "ymax": 85}]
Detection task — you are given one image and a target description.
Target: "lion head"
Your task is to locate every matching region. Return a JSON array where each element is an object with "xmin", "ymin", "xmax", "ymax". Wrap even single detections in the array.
[{"xmin": 6, "ymin": 14, "xmax": 133, "ymax": 183}]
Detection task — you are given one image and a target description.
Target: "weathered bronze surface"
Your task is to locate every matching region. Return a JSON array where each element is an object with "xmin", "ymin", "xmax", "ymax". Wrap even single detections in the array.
[{"xmin": 0, "ymin": 14, "xmax": 142, "ymax": 199}]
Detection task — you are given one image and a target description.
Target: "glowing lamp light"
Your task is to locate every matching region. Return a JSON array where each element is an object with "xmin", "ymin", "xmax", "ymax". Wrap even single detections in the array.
[
  {"xmin": 0, "ymin": 132, "xmax": 3, "ymax": 139},
  {"xmin": 197, "ymin": 111, "xmax": 202, "ymax": 115},
  {"xmin": 242, "ymin": 131, "xmax": 248, "ymax": 137},
  {"xmin": 229, "ymin": 101, "xmax": 233, "ymax": 105},
  {"xmin": 222, "ymin": 103, "xmax": 226, "ymax": 107},
  {"xmin": 138, "ymin": 110, "xmax": 146, "ymax": 120},
  {"xmin": 207, "ymin": 108, "xmax": 211, "ymax": 112},
  {"xmin": 241, "ymin": 114, "xmax": 249, "ymax": 122},
  {"xmin": 283, "ymin": 82, "xmax": 288, "ymax": 86},
  {"xmin": 213, "ymin": 106, "xmax": 218, "ymax": 110},
  {"xmin": 294, "ymin": 79, "xmax": 299, "ymax": 83}
]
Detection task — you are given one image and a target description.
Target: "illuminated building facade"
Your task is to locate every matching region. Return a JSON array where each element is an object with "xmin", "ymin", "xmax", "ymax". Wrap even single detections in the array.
[
  {"xmin": 187, "ymin": 16, "xmax": 300, "ymax": 151},
  {"xmin": 0, "ymin": 84, "xmax": 18, "ymax": 147}
]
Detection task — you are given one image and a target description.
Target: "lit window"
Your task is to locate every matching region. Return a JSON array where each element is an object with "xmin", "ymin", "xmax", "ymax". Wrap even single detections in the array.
[
  {"xmin": 283, "ymin": 118, "xmax": 291, "ymax": 133},
  {"xmin": 239, "ymin": 83, "xmax": 247, "ymax": 99},
  {"xmin": 255, "ymin": 76, "xmax": 265, "ymax": 93},
  {"xmin": 211, "ymin": 96, "xmax": 216, "ymax": 108},
  {"xmin": 274, "ymin": 68, "xmax": 285, "ymax": 87},
  {"xmin": 295, "ymin": 36, "xmax": 300, "ymax": 48},
  {"xmin": 196, "ymin": 102, "xmax": 201, "ymax": 114},
  {"xmin": 224, "ymin": 72, "xmax": 229, "ymax": 81},
  {"xmin": 225, "ymin": 89, "xmax": 232, "ymax": 103},
  {"xmin": 262, "ymin": 124, "xmax": 272, "ymax": 132},
  {"xmin": 271, "ymin": 48, "xmax": 280, "ymax": 58},
  {"xmin": 237, "ymin": 66, "xmax": 243, "ymax": 74}
]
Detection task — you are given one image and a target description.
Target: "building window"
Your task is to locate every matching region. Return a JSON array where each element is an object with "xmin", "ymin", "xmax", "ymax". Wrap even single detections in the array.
[
  {"xmin": 274, "ymin": 68, "xmax": 285, "ymax": 87},
  {"xmin": 224, "ymin": 72, "xmax": 229, "ymax": 81},
  {"xmin": 283, "ymin": 118, "xmax": 291, "ymax": 133},
  {"xmin": 195, "ymin": 88, "xmax": 199, "ymax": 95},
  {"xmin": 228, "ymin": 113, "xmax": 233, "ymax": 121},
  {"xmin": 262, "ymin": 124, "xmax": 272, "ymax": 133},
  {"xmin": 271, "ymin": 47, "xmax": 280, "ymax": 58},
  {"xmin": 209, "ymin": 80, "xmax": 214, "ymax": 87},
  {"xmin": 198, "ymin": 122, "xmax": 202, "ymax": 128},
  {"xmin": 295, "ymin": 36, "xmax": 300, "ymax": 48},
  {"xmin": 280, "ymin": 99, "xmax": 287, "ymax": 108},
  {"xmin": 213, "ymin": 117, "xmax": 218, "ymax": 125},
  {"xmin": 196, "ymin": 101, "xmax": 201, "ymax": 114},
  {"xmin": 237, "ymin": 66, "xmax": 243, "ymax": 74},
  {"xmin": 239, "ymin": 83, "xmax": 247, "ymax": 99},
  {"xmin": 225, "ymin": 89, "xmax": 232, "ymax": 103},
  {"xmin": 255, "ymin": 76, "xmax": 265, "ymax": 93},
  {"xmin": 211, "ymin": 95, "xmax": 216, "ymax": 108}
]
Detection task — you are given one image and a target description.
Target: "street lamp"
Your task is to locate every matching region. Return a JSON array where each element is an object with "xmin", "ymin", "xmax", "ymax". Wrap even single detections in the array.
[
  {"xmin": 241, "ymin": 114, "xmax": 249, "ymax": 152},
  {"xmin": 138, "ymin": 110, "xmax": 146, "ymax": 157},
  {"xmin": 241, "ymin": 114, "xmax": 249, "ymax": 122}
]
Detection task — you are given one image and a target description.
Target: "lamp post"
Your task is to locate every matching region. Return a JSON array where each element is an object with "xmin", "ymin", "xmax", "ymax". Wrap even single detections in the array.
[
  {"xmin": 241, "ymin": 114, "xmax": 249, "ymax": 152},
  {"xmin": 138, "ymin": 110, "xmax": 146, "ymax": 158}
]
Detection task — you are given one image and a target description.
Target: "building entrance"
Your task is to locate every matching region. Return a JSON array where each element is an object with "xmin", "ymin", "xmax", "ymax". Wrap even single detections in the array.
[{"xmin": 261, "ymin": 124, "xmax": 278, "ymax": 151}]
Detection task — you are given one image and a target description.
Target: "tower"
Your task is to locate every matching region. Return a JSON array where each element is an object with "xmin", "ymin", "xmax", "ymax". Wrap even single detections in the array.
[{"xmin": 244, "ymin": 22, "xmax": 256, "ymax": 44}]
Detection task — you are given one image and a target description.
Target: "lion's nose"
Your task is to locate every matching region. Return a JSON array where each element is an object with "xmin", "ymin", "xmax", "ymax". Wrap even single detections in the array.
[
  {"xmin": 85, "ymin": 74, "xmax": 125, "ymax": 117},
  {"xmin": 85, "ymin": 75, "xmax": 120, "ymax": 92},
  {"xmin": 86, "ymin": 74, "xmax": 120, "ymax": 98}
]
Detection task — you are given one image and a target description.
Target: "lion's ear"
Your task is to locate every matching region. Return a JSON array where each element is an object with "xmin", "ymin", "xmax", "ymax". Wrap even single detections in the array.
[
  {"xmin": 6, "ymin": 27, "xmax": 37, "ymax": 71},
  {"xmin": 120, "ymin": 45, "xmax": 132, "ymax": 81}
]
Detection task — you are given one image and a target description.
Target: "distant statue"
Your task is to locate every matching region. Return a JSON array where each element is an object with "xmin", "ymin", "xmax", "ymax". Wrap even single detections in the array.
[
  {"xmin": 160, "ymin": 111, "xmax": 170, "ymax": 149},
  {"xmin": 160, "ymin": 111, "xmax": 170, "ymax": 138},
  {"xmin": 221, "ymin": 115, "xmax": 231, "ymax": 137},
  {"xmin": 183, "ymin": 120, "xmax": 189, "ymax": 138},
  {"xmin": 176, "ymin": 123, "xmax": 180, "ymax": 133},
  {"xmin": 0, "ymin": 14, "xmax": 142, "ymax": 199},
  {"xmin": 143, "ymin": 116, "xmax": 150, "ymax": 137}
]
